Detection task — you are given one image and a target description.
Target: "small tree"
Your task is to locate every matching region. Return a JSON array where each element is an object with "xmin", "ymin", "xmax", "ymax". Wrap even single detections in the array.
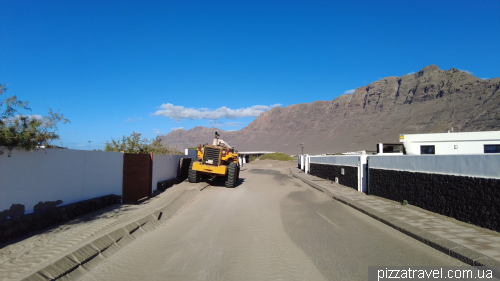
[
  {"xmin": 0, "ymin": 84, "xmax": 30, "ymax": 124},
  {"xmin": 148, "ymin": 136, "xmax": 182, "ymax": 155},
  {"xmin": 105, "ymin": 132, "xmax": 181, "ymax": 155},
  {"xmin": 105, "ymin": 132, "xmax": 148, "ymax": 153},
  {"xmin": 1, "ymin": 84, "xmax": 70, "ymax": 152}
]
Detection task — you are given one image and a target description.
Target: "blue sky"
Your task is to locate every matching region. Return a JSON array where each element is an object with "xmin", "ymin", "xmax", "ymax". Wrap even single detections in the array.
[{"xmin": 1, "ymin": 0, "xmax": 499, "ymax": 150}]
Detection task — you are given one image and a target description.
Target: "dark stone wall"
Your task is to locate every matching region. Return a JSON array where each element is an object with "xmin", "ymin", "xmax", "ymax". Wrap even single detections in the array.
[
  {"xmin": 34, "ymin": 200, "xmax": 63, "ymax": 212},
  {"xmin": 156, "ymin": 178, "xmax": 176, "ymax": 191},
  {"xmin": 157, "ymin": 158, "xmax": 192, "ymax": 191},
  {"xmin": 0, "ymin": 194, "xmax": 121, "ymax": 244},
  {"xmin": 0, "ymin": 204, "xmax": 25, "ymax": 220},
  {"xmin": 369, "ymin": 168, "xmax": 500, "ymax": 232},
  {"xmin": 310, "ymin": 163, "xmax": 358, "ymax": 190}
]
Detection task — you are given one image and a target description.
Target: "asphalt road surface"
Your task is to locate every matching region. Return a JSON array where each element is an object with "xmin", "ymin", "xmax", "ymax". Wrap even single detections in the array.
[{"xmin": 82, "ymin": 160, "xmax": 465, "ymax": 281}]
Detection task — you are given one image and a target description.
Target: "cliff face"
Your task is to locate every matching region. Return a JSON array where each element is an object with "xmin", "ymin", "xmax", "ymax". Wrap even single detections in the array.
[{"xmin": 161, "ymin": 65, "xmax": 500, "ymax": 154}]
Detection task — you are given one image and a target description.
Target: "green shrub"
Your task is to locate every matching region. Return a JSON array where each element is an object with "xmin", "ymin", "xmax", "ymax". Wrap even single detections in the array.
[
  {"xmin": 249, "ymin": 156, "xmax": 257, "ymax": 162},
  {"xmin": 105, "ymin": 132, "xmax": 182, "ymax": 154},
  {"xmin": 258, "ymin": 152, "xmax": 295, "ymax": 161}
]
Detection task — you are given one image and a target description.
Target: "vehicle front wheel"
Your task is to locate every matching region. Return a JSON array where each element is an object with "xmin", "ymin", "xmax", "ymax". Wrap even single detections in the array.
[{"xmin": 188, "ymin": 161, "xmax": 200, "ymax": 183}]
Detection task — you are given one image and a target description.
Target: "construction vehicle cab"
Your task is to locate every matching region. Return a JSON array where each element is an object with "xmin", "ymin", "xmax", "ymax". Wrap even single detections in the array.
[{"xmin": 188, "ymin": 132, "xmax": 240, "ymax": 188}]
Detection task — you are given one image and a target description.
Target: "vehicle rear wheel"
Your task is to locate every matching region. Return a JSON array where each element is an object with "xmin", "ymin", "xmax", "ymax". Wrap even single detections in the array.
[
  {"xmin": 225, "ymin": 162, "xmax": 237, "ymax": 188},
  {"xmin": 188, "ymin": 161, "xmax": 200, "ymax": 183}
]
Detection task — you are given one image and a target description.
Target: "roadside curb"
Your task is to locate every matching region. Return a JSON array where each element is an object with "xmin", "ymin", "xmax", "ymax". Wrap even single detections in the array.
[
  {"xmin": 290, "ymin": 168, "xmax": 500, "ymax": 269},
  {"xmin": 22, "ymin": 182, "xmax": 209, "ymax": 281}
]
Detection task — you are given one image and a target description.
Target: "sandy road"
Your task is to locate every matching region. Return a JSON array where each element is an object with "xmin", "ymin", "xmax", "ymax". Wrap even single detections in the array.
[{"xmin": 81, "ymin": 160, "xmax": 465, "ymax": 281}]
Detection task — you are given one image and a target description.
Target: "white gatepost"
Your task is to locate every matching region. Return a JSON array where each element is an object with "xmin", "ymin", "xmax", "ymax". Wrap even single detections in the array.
[
  {"xmin": 301, "ymin": 155, "xmax": 305, "ymax": 171},
  {"xmin": 359, "ymin": 155, "xmax": 368, "ymax": 192},
  {"xmin": 357, "ymin": 157, "xmax": 361, "ymax": 192},
  {"xmin": 305, "ymin": 155, "xmax": 310, "ymax": 174},
  {"xmin": 356, "ymin": 156, "xmax": 368, "ymax": 192}
]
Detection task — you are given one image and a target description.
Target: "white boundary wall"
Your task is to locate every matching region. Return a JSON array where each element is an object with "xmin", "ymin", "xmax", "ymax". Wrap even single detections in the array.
[
  {"xmin": 368, "ymin": 154, "xmax": 500, "ymax": 179},
  {"xmin": 309, "ymin": 155, "xmax": 368, "ymax": 193},
  {"xmin": 152, "ymin": 154, "xmax": 185, "ymax": 191},
  {"xmin": 0, "ymin": 149, "xmax": 123, "ymax": 214},
  {"xmin": 310, "ymin": 155, "xmax": 360, "ymax": 167},
  {"xmin": 184, "ymin": 149, "xmax": 198, "ymax": 159},
  {"xmin": 302, "ymin": 154, "xmax": 500, "ymax": 192}
]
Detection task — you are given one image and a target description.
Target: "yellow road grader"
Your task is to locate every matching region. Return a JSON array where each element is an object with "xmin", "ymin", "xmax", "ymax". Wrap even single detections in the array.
[{"xmin": 188, "ymin": 132, "xmax": 240, "ymax": 188}]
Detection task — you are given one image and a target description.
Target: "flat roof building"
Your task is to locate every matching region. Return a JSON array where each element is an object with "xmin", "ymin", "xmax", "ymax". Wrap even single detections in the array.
[{"xmin": 399, "ymin": 131, "xmax": 500, "ymax": 155}]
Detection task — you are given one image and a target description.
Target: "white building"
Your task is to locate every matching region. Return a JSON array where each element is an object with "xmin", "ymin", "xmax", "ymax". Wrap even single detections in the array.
[
  {"xmin": 400, "ymin": 131, "xmax": 500, "ymax": 155},
  {"xmin": 376, "ymin": 143, "xmax": 404, "ymax": 155}
]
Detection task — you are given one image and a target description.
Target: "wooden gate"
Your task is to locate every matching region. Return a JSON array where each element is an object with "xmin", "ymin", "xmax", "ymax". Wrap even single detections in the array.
[{"xmin": 122, "ymin": 153, "xmax": 153, "ymax": 204}]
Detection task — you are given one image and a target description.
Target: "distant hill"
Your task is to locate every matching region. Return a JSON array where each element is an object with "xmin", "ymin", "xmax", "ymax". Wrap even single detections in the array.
[{"xmin": 160, "ymin": 65, "xmax": 500, "ymax": 155}]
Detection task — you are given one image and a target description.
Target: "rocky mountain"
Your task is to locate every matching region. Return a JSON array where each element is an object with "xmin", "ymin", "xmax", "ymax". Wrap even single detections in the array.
[{"xmin": 160, "ymin": 65, "xmax": 500, "ymax": 155}]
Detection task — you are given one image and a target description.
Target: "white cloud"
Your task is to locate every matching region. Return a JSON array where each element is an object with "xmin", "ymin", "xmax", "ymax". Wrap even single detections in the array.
[
  {"xmin": 207, "ymin": 120, "xmax": 224, "ymax": 128},
  {"xmin": 13, "ymin": 114, "xmax": 43, "ymax": 120},
  {"xmin": 480, "ymin": 78, "xmax": 490, "ymax": 80},
  {"xmin": 406, "ymin": 71, "xmax": 415, "ymax": 75},
  {"xmin": 459, "ymin": 69, "xmax": 473, "ymax": 75},
  {"xmin": 153, "ymin": 129, "xmax": 166, "ymax": 135},
  {"xmin": 27, "ymin": 114, "xmax": 43, "ymax": 120},
  {"xmin": 171, "ymin": 127, "xmax": 184, "ymax": 131},
  {"xmin": 207, "ymin": 120, "xmax": 241, "ymax": 128},
  {"xmin": 225, "ymin": 122, "xmax": 240, "ymax": 127},
  {"xmin": 343, "ymin": 89, "xmax": 355, "ymax": 95},
  {"xmin": 125, "ymin": 117, "xmax": 142, "ymax": 122},
  {"xmin": 2, "ymin": 114, "xmax": 43, "ymax": 123},
  {"xmin": 154, "ymin": 103, "xmax": 282, "ymax": 121}
]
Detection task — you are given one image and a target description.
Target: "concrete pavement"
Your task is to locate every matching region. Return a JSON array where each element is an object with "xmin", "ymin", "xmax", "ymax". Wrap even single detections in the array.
[
  {"xmin": 0, "ymin": 181, "xmax": 209, "ymax": 281},
  {"xmin": 290, "ymin": 167, "xmax": 500, "ymax": 267},
  {"xmin": 81, "ymin": 161, "xmax": 466, "ymax": 281}
]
